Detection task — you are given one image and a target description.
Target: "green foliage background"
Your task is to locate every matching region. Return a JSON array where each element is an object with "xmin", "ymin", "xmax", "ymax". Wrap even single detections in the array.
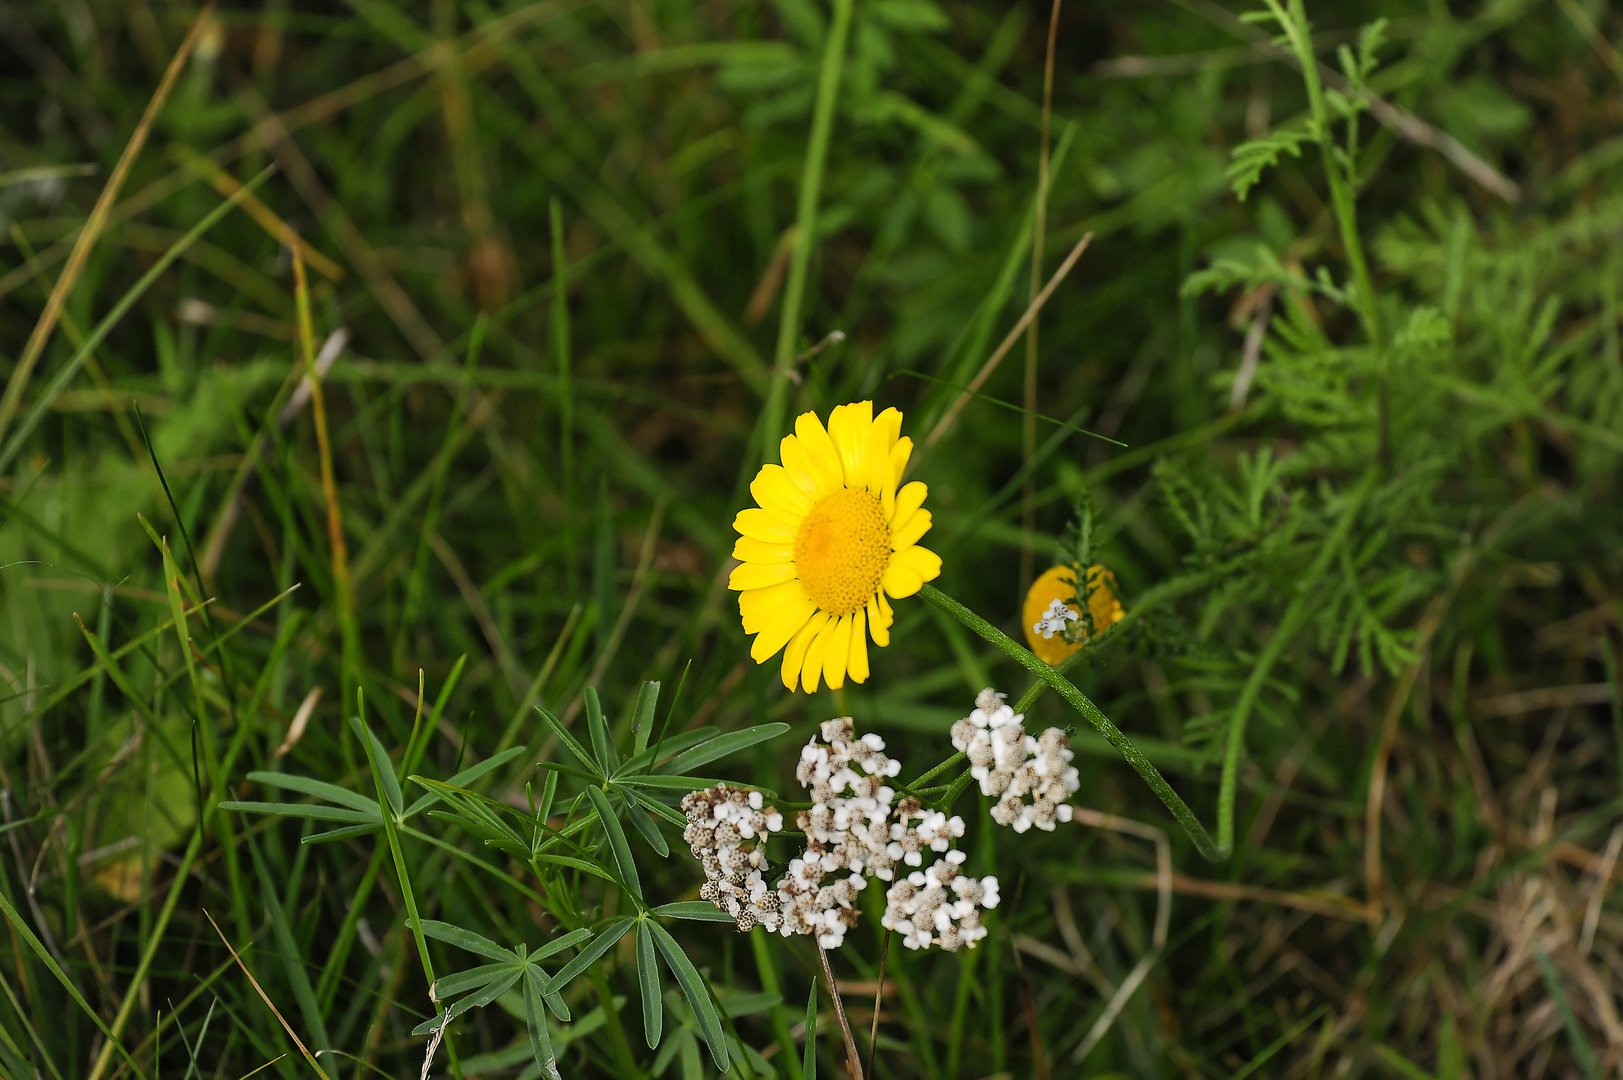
[{"xmin": 0, "ymin": 0, "xmax": 1621, "ymax": 1076}]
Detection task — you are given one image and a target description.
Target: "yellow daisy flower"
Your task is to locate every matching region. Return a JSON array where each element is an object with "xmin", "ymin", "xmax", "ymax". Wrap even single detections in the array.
[
  {"xmin": 1022, "ymin": 564, "xmax": 1125, "ymax": 665},
  {"xmin": 728, "ymin": 402, "xmax": 942, "ymax": 693}
]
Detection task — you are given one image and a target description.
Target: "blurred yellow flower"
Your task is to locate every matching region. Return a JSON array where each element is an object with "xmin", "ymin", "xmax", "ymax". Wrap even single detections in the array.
[
  {"xmin": 1022, "ymin": 564, "xmax": 1125, "ymax": 665},
  {"xmin": 729, "ymin": 402, "xmax": 942, "ymax": 693}
]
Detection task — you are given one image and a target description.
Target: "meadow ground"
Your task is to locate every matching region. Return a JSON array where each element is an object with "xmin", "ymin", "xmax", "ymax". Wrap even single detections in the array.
[{"xmin": 1, "ymin": 0, "xmax": 1622, "ymax": 1077}]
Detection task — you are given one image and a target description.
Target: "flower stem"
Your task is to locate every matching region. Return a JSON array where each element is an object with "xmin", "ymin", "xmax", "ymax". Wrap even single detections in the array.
[{"xmin": 918, "ymin": 584, "xmax": 1224, "ymax": 861}]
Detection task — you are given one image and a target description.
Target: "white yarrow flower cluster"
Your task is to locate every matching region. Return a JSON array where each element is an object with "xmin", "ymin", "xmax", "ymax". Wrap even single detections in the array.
[
  {"xmin": 951, "ymin": 688, "xmax": 1081, "ymax": 833},
  {"xmin": 682, "ymin": 784, "xmax": 785, "ymax": 932},
  {"xmin": 777, "ymin": 718, "xmax": 899, "ymax": 947},
  {"xmin": 777, "ymin": 718, "xmax": 997, "ymax": 952},
  {"xmin": 881, "ymin": 849, "xmax": 999, "ymax": 951},
  {"xmin": 1032, "ymin": 597, "xmax": 1078, "ymax": 640}
]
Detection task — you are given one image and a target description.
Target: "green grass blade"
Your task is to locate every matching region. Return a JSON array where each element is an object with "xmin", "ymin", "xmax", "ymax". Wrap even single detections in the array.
[
  {"xmin": 0, "ymin": 167, "xmax": 274, "ymax": 476},
  {"xmin": 246, "ymin": 831, "xmax": 332, "ymax": 1048},
  {"xmin": 1533, "ymin": 943, "xmax": 1603, "ymax": 1080},
  {"xmin": 803, "ymin": 977, "xmax": 818, "ymax": 1080}
]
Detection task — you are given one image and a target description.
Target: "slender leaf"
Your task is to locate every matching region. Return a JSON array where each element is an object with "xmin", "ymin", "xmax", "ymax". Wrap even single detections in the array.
[
  {"xmin": 649, "ymin": 919, "xmax": 729, "ymax": 1071},
  {"xmin": 656, "ymin": 723, "xmax": 790, "ymax": 775},
  {"xmin": 218, "ymin": 802, "xmax": 375, "ymax": 824},
  {"xmin": 536, "ymin": 704, "xmax": 603, "ymax": 777},
  {"xmin": 623, "ymin": 792, "xmax": 670, "ymax": 857},
  {"xmin": 403, "ymin": 745, "xmax": 530, "ymax": 817},
  {"xmin": 585, "ymin": 686, "xmax": 620, "ymax": 771},
  {"xmin": 244, "ymin": 772, "xmax": 381, "ymax": 814},
  {"xmin": 584, "ymin": 785, "xmax": 641, "ymax": 897},
  {"xmin": 631, "ymin": 680, "xmax": 661, "ymax": 757},
  {"xmin": 524, "ymin": 968, "xmax": 562, "ymax": 1080},
  {"xmin": 636, "ymin": 920, "xmax": 663, "ymax": 1048},
  {"xmin": 531, "ymin": 927, "xmax": 594, "ymax": 962},
  {"xmin": 652, "ymin": 901, "xmax": 733, "ymax": 923},
  {"xmin": 547, "ymin": 918, "xmax": 634, "ymax": 998},
  {"xmin": 349, "ymin": 716, "xmax": 403, "ymax": 817},
  {"xmin": 421, "ymin": 920, "xmax": 515, "ymax": 962}
]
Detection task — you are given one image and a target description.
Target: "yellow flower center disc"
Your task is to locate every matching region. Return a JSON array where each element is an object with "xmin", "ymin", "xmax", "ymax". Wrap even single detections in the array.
[{"xmin": 793, "ymin": 487, "xmax": 890, "ymax": 617}]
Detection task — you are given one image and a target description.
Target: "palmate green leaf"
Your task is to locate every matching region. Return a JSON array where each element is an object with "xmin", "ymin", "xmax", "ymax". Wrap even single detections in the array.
[
  {"xmin": 655, "ymin": 723, "xmax": 790, "ymax": 775},
  {"xmin": 584, "ymin": 786, "xmax": 641, "ymax": 897},
  {"xmin": 648, "ymin": 920, "xmax": 729, "ymax": 1072},
  {"xmin": 636, "ymin": 920, "xmax": 663, "ymax": 1048},
  {"xmin": 536, "ymin": 704, "xmax": 603, "ymax": 777}
]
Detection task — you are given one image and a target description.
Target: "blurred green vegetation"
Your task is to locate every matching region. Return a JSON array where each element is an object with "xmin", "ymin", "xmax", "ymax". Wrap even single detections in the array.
[{"xmin": 1, "ymin": 0, "xmax": 1621, "ymax": 1076}]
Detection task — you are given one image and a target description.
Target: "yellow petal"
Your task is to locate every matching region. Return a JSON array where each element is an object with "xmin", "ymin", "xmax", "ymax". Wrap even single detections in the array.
[
  {"xmin": 888, "ymin": 436, "xmax": 913, "ymax": 488},
  {"xmin": 800, "ymin": 616, "xmax": 831, "ymax": 694},
  {"xmin": 864, "ymin": 419, "xmax": 893, "ymax": 498},
  {"xmin": 740, "ymin": 578, "xmax": 813, "ymax": 634},
  {"xmin": 890, "ymin": 481, "xmax": 927, "ymax": 527},
  {"xmin": 734, "ymin": 507, "xmax": 797, "ymax": 543},
  {"xmin": 794, "ymin": 411, "xmax": 846, "ymax": 499},
  {"xmin": 782, "ymin": 612, "xmax": 828, "ymax": 691},
  {"xmin": 882, "ymin": 562, "xmax": 924, "ymax": 599},
  {"xmin": 729, "ymin": 561, "xmax": 797, "ymax": 591},
  {"xmin": 890, "ymin": 507, "xmax": 933, "ymax": 551},
  {"xmin": 866, "ymin": 593, "xmax": 891, "ymax": 648},
  {"xmin": 819, "ymin": 614, "xmax": 853, "ymax": 691},
  {"xmin": 732, "ymin": 537, "xmax": 794, "ymax": 564},
  {"xmin": 778, "ymin": 435, "xmax": 820, "ymax": 497},
  {"xmin": 828, "ymin": 401, "xmax": 873, "ymax": 487},
  {"xmin": 752, "ymin": 464, "xmax": 813, "ymax": 520},
  {"xmin": 881, "ymin": 545, "xmax": 940, "ymax": 599},
  {"xmin": 749, "ymin": 594, "xmax": 816, "ymax": 663},
  {"xmin": 893, "ymin": 544, "xmax": 942, "ymax": 582},
  {"xmin": 847, "ymin": 609, "xmax": 870, "ymax": 683}
]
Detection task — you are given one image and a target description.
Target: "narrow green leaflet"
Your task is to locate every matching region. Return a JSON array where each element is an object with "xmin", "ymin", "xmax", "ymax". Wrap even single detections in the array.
[
  {"xmin": 648, "ymin": 919, "xmax": 729, "ymax": 1071},
  {"xmin": 651, "ymin": 901, "xmax": 733, "ymax": 923},
  {"xmin": 241, "ymin": 772, "xmax": 380, "ymax": 814},
  {"xmin": 656, "ymin": 723, "xmax": 790, "ymax": 775},
  {"xmin": 546, "ymin": 917, "xmax": 634, "ymax": 998},
  {"xmin": 614, "ymin": 725, "xmax": 719, "ymax": 775},
  {"xmin": 584, "ymin": 687, "xmax": 620, "ymax": 772},
  {"xmin": 217, "ymin": 802, "xmax": 374, "ymax": 825},
  {"xmin": 420, "ymin": 920, "xmax": 514, "ymax": 962},
  {"xmin": 804, "ymin": 977, "xmax": 818, "ymax": 1080},
  {"xmin": 349, "ymin": 716, "xmax": 403, "ymax": 816},
  {"xmin": 636, "ymin": 920, "xmax": 663, "ymax": 1048},
  {"xmin": 631, "ymin": 680, "xmax": 660, "ymax": 756},
  {"xmin": 584, "ymin": 786, "xmax": 641, "ymax": 897},
  {"xmin": 622, "ymin": 792, "xmax": 670, "ymax": 857},
  {"xmin": 536, "ymin": 704, "xmax": 603, "ymax": 777},
  {"xmin": 402, "ymin": 745, "xmax": 529, "ymax": 817},
  {"xmin": 524, "ymin": 968, "xmax": 561, "ymax": 1080}
]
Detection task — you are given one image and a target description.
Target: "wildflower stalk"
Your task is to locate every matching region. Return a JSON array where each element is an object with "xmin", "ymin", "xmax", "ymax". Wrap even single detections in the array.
[
  {"xmin": 918, "ymin": 584, "xmax": 1223, "ymax": 860},
  {"xmin": 1270, "ymin": 0, "xmax": 1382, "ymax": 349}
]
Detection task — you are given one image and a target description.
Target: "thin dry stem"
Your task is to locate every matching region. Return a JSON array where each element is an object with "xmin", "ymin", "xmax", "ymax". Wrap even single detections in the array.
[
  {"xmin": 816, "ymin": 944, "xmax": 865, "ymax": 1080},
  {"xmin": 0, "ymin": 1, "xmax": 219, "ymax": 448},
  {"xmin": 915, "ymin": 232, "xmax": 1094, "ymax": 466}
]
